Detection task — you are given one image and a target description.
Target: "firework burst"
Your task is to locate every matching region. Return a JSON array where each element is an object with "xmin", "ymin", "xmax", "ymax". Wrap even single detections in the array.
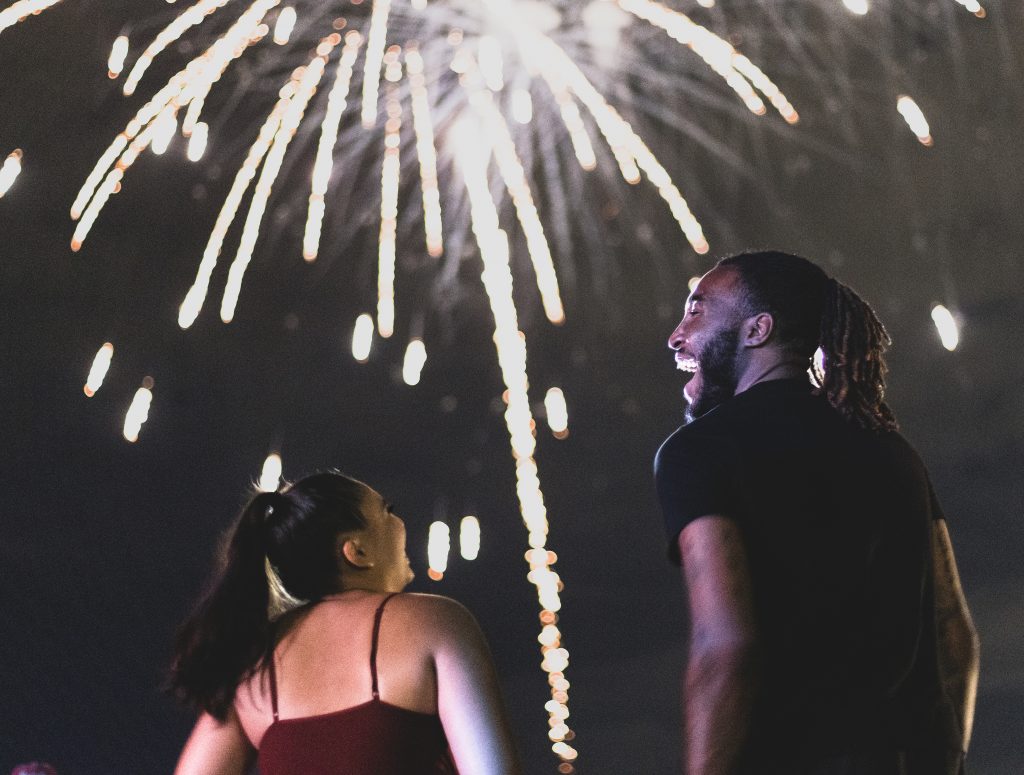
[{"xmin": 0, "ymin": 0, "xmax": 986, "ymax": 768}]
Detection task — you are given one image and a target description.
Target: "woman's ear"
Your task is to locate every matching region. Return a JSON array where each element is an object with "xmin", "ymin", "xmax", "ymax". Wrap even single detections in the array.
[{"xmin": 338, "ymin": 535, "xmax": 375, "ymax": 570}]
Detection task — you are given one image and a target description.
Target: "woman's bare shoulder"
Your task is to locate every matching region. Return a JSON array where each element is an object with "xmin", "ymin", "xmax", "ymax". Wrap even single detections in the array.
[{"xmin": 388, "ymin": 593, "xmax": 479, "ymax": 632}]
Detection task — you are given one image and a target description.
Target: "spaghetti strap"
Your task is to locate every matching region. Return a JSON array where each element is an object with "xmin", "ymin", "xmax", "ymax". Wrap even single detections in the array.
[
  {"xmin": 268, "ymin": 653, "xmax": 280, "ymax": 722},
  {"xmin": 370, "ymin": 593, "xmax": 399, "ymax": 700}
]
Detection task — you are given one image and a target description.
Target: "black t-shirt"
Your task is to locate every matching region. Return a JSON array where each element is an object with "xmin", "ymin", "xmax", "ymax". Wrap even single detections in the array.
[{"xmin": 654, "ymin": 378, "xmax": 945, "ymax": 763}]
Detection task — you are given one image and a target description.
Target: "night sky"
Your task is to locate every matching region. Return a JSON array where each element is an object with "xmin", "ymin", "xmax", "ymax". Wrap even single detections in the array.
[{"xmin": 1, "ymin": 2, "xmax": 1022, "ymax": 773}]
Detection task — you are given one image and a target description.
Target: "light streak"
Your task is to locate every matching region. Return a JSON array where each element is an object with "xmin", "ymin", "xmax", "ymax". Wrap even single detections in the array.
[
  {"xmin": 360, "ymin": 0, "xmax": 391, "ymax": 128},
  {"xmin": 376, "ymin": 51, "xmax": 401, "ymax": 338},
  {"xmin": 511, "ymin": 87, "xmax": 533, "ymax": 124},
  {"xmin": 220, "ymin": 36, "xmax": 336, "ymax": 323},
  {"xmin": 953, "ymin": 0, "xmax": 986, "ymax": 18},
  {"xmin": 467, "ymin": 82, "xmax": 564, "ymax": 323},
  {"xmin": 351, "ymin": 313, "xmax": 374, "ymax": 362},
  {"xmin": 0, "ymin": 148, "xmax": 22, "ymax": 197},
  {"xmin": 478, "ymin": 34, "xmax": 504, "ymax": 91},
  {"xmin": 402, "ymin": 338, "xmax": 427, "ymax": 385},
  {"xmin": 931, "ymin": 304, "xmax": 959, "ymax": 351},
  {"xmin": 405, "ymin": 45, "xmax": 443, "ymax": 258},
  {"xmin": 186, "ymin": 121, "xmax": 209, "ymax": 161},
  {"xmin": 83, "ymin": 342, "xmax": 114, "ymax": 397},
  {"xmin": 108, "ymin": 35, "xmax": 129, "ymax": 78},
  {"xmin": 460, "ymin": 516, "xmax": 480, "ymax": 561},
  {"xmin": 427, "ymin": 520, "xmax": 450, "ymax": 580},
  {"xmin": 123, "ymin": 378, "xmax": 154, "ymax": 443},
  {"xmin": 258, "ymin": 452, "xmax": 283, "ymax": 491},
  {"xmin": 273, "ymin": 5, "xmax": 295, "ymax": 44},
  {"xmin": 455, "ymin": 118, "xmax": 577, "ymax": 766},
  {"xmin": 544, "ymin": 387, "xmax": 569, "ymax": 438},
  {"xmin": 842, "ymin": 0, "xmax": 869, "ymax": 14},
  {"xmin": 303, "ymin": 29, "xmax": 363, "ymax": 261},
  {"xmin": 150, "ymin": 106, "xmax": 178, "ymax": 155},
  {"xmin": 897, "ymin": 95, "xmax": 933, "ymax": 146},
  {"xmin": 0, "ymin": 0, "xmax": 63, "ymax": 37}
]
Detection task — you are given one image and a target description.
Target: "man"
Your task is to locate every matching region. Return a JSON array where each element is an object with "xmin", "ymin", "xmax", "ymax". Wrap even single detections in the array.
[{"xmin": 654, "ymin": 251, "xmax": 979, "ymax": 774}]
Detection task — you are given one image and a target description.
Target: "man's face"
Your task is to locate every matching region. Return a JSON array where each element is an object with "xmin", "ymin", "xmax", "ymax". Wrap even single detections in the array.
[{"xmin": 667, "ymin": 267, "xmax": 746, "ymax": 422}]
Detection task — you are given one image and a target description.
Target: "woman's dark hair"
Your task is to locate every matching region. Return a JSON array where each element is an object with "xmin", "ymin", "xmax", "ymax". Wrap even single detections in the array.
[
  {"xmin": 167, "ymin": 471, "xmax": 370, "ymax": 719},
  {"xmin": 718, "ymin": 251, "xmax": 898, "ymax": 433}
]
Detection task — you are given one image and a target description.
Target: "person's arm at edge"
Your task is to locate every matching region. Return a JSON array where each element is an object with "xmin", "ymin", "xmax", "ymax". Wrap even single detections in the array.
[
  {"xmin": 678, "ymin": 515, "xmax": 758, "ymax": 775},
  {"xmin": 932, "ymin": 518, "xmax": 980, "ymax": 753},
  {"xmin": 174, "ymin": 706, "xmax": 255, "ymax": 775},
  {"xmin": 429, "ymin": 596, "xmax": 524, "ymax": 775}
]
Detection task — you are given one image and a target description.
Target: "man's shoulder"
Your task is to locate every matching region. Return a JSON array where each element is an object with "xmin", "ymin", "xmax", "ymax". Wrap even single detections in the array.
[{"xmin": 655, "ymin": 417, "xmax": 737, "ymax": 475}]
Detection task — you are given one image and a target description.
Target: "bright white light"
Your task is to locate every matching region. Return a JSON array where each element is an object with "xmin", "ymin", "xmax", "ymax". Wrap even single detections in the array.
[
  {"xmin": 931, "ymin": 304, "xmax": 960, "ymax": 351},
  {"xmin": 544, "ymin": 387, "xmax": 569, "ymax": 438},
  {"xmin": 511, "ymin": 88, "xmax": 533, "ymax": 124},
  {"xmin": 688, "ymin": 275, "xmax": 702, "ymax": 292},
  {"xmin": 83, "ymin": 342, "xmax": 114, "ymax": 397},
  {"xmin": 896, "ymin": 95, "xmax": 933, "ymax": 146},
  {"xmin": 478, "ymin": 35, "xmax": 504, "ymax": 91},
  {"xmin": 123, "ymin": 381, "xmax": 154, "ymax": 443},
  {"xmin": 151, "ymin": 109, "xmax": 177, "ymax": 155},
  {"xmin": 428, "ymin": 521, "xmax": 450, "ymax": 577},
  {"xmin": 0, "ymin": 149, "xmax": 23, "ymax": 198},
  {"xmin": 352, "ymin": 313, "xmax": 374, "ymax": 362},
  {"xmin": 273, "ymin": 6, "xmax": 296, "ymax": 45},
  {"xmin": 187, "ymin": 121, "xmax": 209, "ymax": 162},
  {"xmin": 258, "ymin": 452, "xmax": 283, "ymax": 491},
  {"xmin": 842, "ymin": 0, "xmax": 869, "ymax": 15},
  {"xmin": 460, "ymin": 516, "xmax": 481, "ymax": 561},
  {"xmin": 518, "ymin": 0, "xmax": 562, "ymax": 32},
  {"xmin": 108, "ymin": 35, "xmax": 130, "ymax": 78},
  {"xmin": 402, "ymin": 338, "xmax": 427, "ymax": 386},
  {"xmin": 954, "ymin": 0, "xmax": 985, "ymax": 17}
]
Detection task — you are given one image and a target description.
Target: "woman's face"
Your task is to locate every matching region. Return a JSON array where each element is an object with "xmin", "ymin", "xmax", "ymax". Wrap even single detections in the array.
[{"xmin": 359, "ymin": 488, "xmax": 415, "ymax": 592}]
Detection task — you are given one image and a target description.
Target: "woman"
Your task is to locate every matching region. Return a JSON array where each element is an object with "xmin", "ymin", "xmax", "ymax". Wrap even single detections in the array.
[{"xmin": 169, "ymin": 471, "xmax": 521, "ymax": 774}]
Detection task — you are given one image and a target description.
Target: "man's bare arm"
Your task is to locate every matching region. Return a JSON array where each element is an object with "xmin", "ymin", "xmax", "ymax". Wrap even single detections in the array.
[
  {"xmin": 932, "ymin": 519, "xmax": 980, "ymax": 752},
  {"xmin": 678, "ymin": 516, "xmax": 758, "ymax": 775}
]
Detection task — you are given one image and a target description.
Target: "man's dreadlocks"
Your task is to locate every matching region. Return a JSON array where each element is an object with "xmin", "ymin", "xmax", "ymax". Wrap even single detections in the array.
[{"xmin": 718, "ymin": 251, "xmax": 898, "ymax": 433}]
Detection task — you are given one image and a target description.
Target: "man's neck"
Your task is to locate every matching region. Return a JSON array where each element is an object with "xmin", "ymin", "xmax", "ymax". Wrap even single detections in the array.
[{"xmin": 733, "ymin": 359, "xmax": 806, "ymax": 396}]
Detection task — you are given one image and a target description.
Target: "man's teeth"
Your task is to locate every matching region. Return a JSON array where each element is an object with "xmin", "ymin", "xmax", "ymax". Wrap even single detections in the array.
[{"xmin": 676, "ymin": 357, "xmax": 698, "ymax": 372}]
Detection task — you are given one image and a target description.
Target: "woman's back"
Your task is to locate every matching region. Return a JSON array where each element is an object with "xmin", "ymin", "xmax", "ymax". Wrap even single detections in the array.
[{"xmin": 236, "ymin": 591, "xmax": 456, "ymax": 774}]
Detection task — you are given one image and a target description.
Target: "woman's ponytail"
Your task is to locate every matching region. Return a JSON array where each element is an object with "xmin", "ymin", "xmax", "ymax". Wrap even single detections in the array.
[
  {"xmin": 167, "ymin": 491, "xmax": 282, "ymax": 719},
  {"xmin": 817, "ymin": 277, "xmax": 898, "ymax": 433}
]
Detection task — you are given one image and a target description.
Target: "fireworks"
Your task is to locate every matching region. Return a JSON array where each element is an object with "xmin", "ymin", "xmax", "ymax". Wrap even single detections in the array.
[{"xmin": 0, "ymin": 0, "xmax": 986, "ymax": 768}]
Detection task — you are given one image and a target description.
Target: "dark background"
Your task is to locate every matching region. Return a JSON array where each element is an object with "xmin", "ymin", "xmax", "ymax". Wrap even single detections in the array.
[{"xmin": 1, "ymin": 1, "xmax": 1021, "ymax": 773}]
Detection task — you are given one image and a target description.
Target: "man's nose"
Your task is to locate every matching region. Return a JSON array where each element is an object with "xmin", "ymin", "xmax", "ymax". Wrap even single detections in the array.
[{"xmin": 668, "ymin": 322, "xmax": 685, "ymax": 351}]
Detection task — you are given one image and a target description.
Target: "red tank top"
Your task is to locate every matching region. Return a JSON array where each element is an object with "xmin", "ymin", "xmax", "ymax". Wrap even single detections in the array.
[{"xmin": 258, "ymin": 593, "xmax": 458, "ymax": 775}]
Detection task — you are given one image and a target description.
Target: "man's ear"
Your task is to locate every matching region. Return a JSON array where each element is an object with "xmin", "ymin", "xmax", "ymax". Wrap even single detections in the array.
[
  {"xmin": 338, "ymin": 534, "xmax": 374, "ymax": 570},
  {"xmin": 742, "ymin": 312, "xmax": 774, "ymax": 348}
]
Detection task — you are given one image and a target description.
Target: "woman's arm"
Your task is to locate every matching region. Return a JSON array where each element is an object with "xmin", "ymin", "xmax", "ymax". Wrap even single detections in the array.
[
  {"xmin": 428, "ymin": 597, "xmax": 523, "ymax": 775},
  {"xmin": 932, "ymin": 519, "xmax": 980, "ymax": 752},
  {"xmin": 174, "ymin": 708, "xmax": 255, "ymax": 775}
]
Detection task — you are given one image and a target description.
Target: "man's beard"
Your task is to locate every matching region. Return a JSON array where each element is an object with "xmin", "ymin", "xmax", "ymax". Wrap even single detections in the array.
[{"xmin": 685, "ymin": 325, "xmax": 741, "ymax": 423}]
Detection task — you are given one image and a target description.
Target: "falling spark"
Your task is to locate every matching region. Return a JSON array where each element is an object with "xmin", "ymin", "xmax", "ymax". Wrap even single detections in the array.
[
  {"xmin": 544, "ymin": 387, "xmax": 569, "ymax": 438},
  {"xmin": 427, "ymin": 520, "xmax": 450, "ymax": 580},
  {"xmin": 376, "ymin": 53, "xmax": 402, "ymax": 338},
  {"xmin": 360, "ymin": 0, "xmax": 391, "ymax": 127},
  {"xmin": 897, "ymin": 95, "xmax": 933, "ymax": 146},
  {"xmin": 0, "ymin": 148, "xmax": 22, "ymax": 197},
  {"xmin": 931, "ymin": 304, "xmax": 959, "ymax": 351},
  {"xmin": 258, "ymin": 452, "xmax": 283, "ymax": 491},
  {"xmin": 273, "ymin": 5, "xmax": 295, "ymax": 44},
  {"xmin": 460, "ymin": 516, "xmax": 480, "ymax": 561},
  {"xmin": 842, "ymin": 0, "xmax": 870, "ymax": 15},
  {"xmin": 511, "ymin": 87, "xmax": 533, "ymax": 124},
  {"xmin": 954, "ymin": 0, "xmax": 986, "ymax": 18},
  {"xmin": 108, "ymin": 35, "xmax": 129, "ymax": 78},
  {"xmin": 150, "ymin": 107, "xmax": 178, "ymax": 155},
  {"xmin": 83, "ymin": 342, "xmax": 114, "ymax": 397},
  {"xmin": 186, "ymin": 121, "xmax": 209, "ymax": 161},
  {"xmin": 351, "ymin": 313, "xmax": 374, "ymax": 362},
  {"xmin": 405, "ymin": 45, "xmax": 443, "ymax": 258},
  {"xmin": 303, "ymin": 29, "xmax": 363, "ymax": 261},
  {"xmin": 455, "ymin": 118, "xmax": 577, "ymax": 764},
  {"xmin": 0, "ymin": 0, "xmax": 64, "ymax": 36},
  {"xmin": 123, "ymin": 378, "xmax": 154, "ymax": 443},
  {"xmin": 402, "ymin": 338, "xmax": 427, "ymax": 385}
]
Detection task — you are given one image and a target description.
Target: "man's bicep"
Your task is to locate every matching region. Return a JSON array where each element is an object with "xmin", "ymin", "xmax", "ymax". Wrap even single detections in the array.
[{"xmin": 678, "ymin": 515, "xmax": 756, "ymax": 652}]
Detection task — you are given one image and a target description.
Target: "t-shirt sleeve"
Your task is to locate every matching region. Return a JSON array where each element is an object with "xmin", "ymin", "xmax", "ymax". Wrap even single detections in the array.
[{"xmin": 654, "ymin": 431, "xmax": 737, "ymax": 565}]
